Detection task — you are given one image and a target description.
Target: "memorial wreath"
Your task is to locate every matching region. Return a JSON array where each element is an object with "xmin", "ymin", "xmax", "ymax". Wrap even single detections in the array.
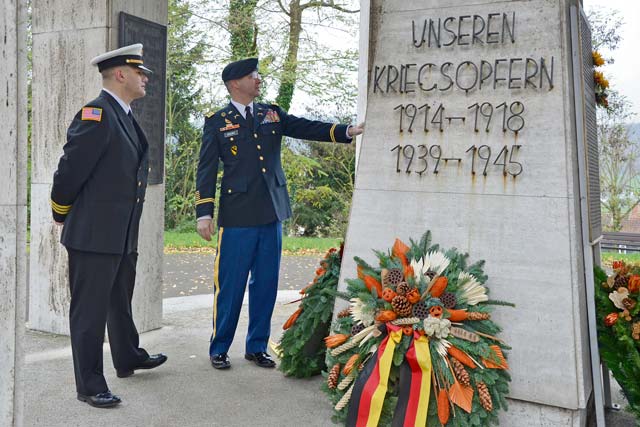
[
  {"xmin": 595, "ymin": 262, "xmax": 640, "ymax": 419},
  {"xmin": 323, "ymin": 231, "xmax": 512, "ymax": 427},
  {"xmin": 277, "ymin": 244, "xmax": 344, "ymax": 378}
]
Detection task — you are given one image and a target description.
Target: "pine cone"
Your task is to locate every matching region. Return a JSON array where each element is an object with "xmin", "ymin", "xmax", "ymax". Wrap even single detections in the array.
[
  {"xmin": 477, "ymin": 382, "xmax": 493, "ymax": 411},
  {"xmin": 396, "ymin": 282, "xmax": 411, "ymax": 296},
  {"xmin": 337, "ymin": 308, "xmax": 351, "ymax": 318},
  {"xmin": 391, "ymin": 295, "xmax": 413, "ymax": 317},
  {"xmin": 451, "ymin": 358, "xmax": 470, "ymax": 386},
  {"xmin": 327, "ymin": 363, "xmax": 340, "ymax": 389},
  {"xmin": 412, "ymin": 301, "xmax": 429, "ymax": 319},
  {"xmin": 383, "ymin": 268, "xmax": 404, "ymax": 287},
  {"xmin": 623, "ymin": 298, "xmax": 637, "ymax": 310},
  {"xmin": 467, "ymin": 311, "xmax": 491, "ymax": 321},
  {"xmin": 351, "ymin": 322, "xmax": 366, "ymax": 336},
  {"xmin": 440, "ymin": 292, "xmax": 457, "ymax": 309},
  {"xmin": 614, "ymin": 273, "xmax": 628, "ymax": 289}
]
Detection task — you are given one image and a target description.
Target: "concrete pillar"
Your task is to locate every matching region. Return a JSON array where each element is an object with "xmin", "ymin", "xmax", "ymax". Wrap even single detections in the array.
[
  {"xmin": 30, "ymin": 0, "xmax": 167, "ymax": 335},
  {"xmin": 0, "ymin": 0, "xmax": 28, "ymax": 424}
]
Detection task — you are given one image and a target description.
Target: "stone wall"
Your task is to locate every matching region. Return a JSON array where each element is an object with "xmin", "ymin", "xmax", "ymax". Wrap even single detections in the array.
[
  {"xmin": 0, "ymin": 0, "xmax": 28, "ymax": 424},
  {"xmin": 30, "ymin": 0, "xmax": 167, "ymax": 335}
]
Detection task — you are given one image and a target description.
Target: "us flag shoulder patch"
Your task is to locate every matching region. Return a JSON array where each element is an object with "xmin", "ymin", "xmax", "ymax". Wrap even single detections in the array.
[{"xmin": 81, "ymin": 107, "xmax": 102, "ymax": 122}]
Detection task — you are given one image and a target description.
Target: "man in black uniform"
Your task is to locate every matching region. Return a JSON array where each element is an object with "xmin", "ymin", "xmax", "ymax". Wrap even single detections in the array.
[
  {"xmin": 195, "ymin": 58, "xmax": 364, "ymax": 370},
  {"xmin": 51, "ymin": 43, "xmax": 167, "ymax": 408}
]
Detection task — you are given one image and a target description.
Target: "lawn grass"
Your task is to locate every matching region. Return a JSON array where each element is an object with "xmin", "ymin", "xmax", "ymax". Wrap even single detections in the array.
[
  {"xmin": 601, "ymin": 251, "xmax": 640, "ymax": 267},
  {"xmin": 164, "ymin": 230, "xmax": 341, "ymax": 255}
]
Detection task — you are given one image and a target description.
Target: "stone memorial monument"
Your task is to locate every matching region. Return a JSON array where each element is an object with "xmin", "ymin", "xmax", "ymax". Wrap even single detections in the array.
[
  {"xmin": 30, "ymin": 1, "xmax": 168, "ymax": 335},
  {"xmin": 1, "ymin": 0, "xmax": 27, "ymax": 424},
  {"xmin": 342, "ymin": 0, "xmax": 600, "ymax": 424}
]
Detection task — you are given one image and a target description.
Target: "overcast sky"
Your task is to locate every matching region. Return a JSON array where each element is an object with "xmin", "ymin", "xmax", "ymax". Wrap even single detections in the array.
[{"xmin": 585, "ymin": 0, "xmax": 640, "ymax": 120}]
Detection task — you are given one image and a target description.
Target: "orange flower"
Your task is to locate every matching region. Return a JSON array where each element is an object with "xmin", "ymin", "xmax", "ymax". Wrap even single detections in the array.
[
  {"xmin": 448, "ymin": 346, "xmax": 476, "ymax": 369},
  {"xmin": 612, "ymin": 260, "xmax": 624, "ymax": 270},
  {"xmin": 376, "ymin": 310, "xmax": 397, "ymax": 322},
  {"xmin": 343, "ymin": 354, "xmax": 360, "ymax": 375},
  {"xmin": 629, "ymin": 275, "xmax": 640, "ymax": 293},
  {"xmin": 283, "ymin": 307, "xmax": 303, "ymax": 330},
  {"xmin": 324, "ymin": 334, "xmax": 350, "ymax": 348},
  {"xmin": 592, "ymin": 50, "xmax": 605, "ymax": 67},
  {"xmin": 381, "ymin": 287, "xmax": 397, "ymax": 302},
  {"xmin": 594, "ymin": 70, "xmax": 609, "ymax": 89},
  {"xmin": 364, "ymin": 275, "xmax": 383, "ymax": 297},
  {"xmin": 604, "ymin": 312, "xmax": 618, "ymax": 327},
  {"xmin": 392, "ymin": 238, "xmax": 410, "ymax": 267},
  {"xmin": 430, "ymin": 276, "xmax": 448, "ymax": 298},
  {"xmin": 402, "ymin": 325, "xmax": 414, "ymax": 336},
  {"xmin": 446, "ymin": 308, "xmax": 469, "ymax": 321},
  {"xmin": 406, "ymin": 288, "xmax": 421, "ymax": 304}
]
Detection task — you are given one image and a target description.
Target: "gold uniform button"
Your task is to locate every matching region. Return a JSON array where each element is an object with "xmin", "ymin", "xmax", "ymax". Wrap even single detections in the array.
[
  {"xmin": 136, "ymin": 198, "xmax": 140, "ymax": 203},
  {"xmin": 254, "ymin": 133, "xmax": 258, "ymax": 138},
  {"xmin": 272, "ymin": 130, "xmax": 275, "ymax": 134},
  {"xmin": 148, "ymin": 167, "xmax": 151, "ymax": 172},
  {"xmin": 228, "ymin": 189, "xmax": 232, "ymax": 193},
  {"xmin": 138, "ymin": 181, "xmax": 142, "ymax": 187},
  {"xmin": 230, "ymin": 137, "xmax": 234, "ymax": 141},
  {"xmin": 257, "ymin": 145, "xmax": 261, "ymax": 150},
  {"xmin": 259, "ymin": 156, "xmax": 264, "ymax": 161},
  {"xmin": 262, "ymin": 168, "xmax": 266, "ymax": 173}
]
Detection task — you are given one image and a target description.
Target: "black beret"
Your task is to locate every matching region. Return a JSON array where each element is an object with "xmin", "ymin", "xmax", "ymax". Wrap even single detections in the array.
[{"xmin": 222, "ymin": 57, "xmax": 258, "ymax": 82}]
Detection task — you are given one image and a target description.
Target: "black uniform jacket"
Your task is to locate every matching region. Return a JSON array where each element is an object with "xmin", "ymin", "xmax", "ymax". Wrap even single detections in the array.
[
  {"xmin": 51, "ymin": 90, "xmax": 149, "ymax": 255},
  {"xmin": 196, "ymin": 102, "xmax": 351, "ymax": 227}
]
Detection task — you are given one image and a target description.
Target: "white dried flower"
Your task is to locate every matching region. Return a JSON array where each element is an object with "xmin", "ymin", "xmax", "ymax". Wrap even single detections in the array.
[
  {"xmin": 350, "ymin": 297, "xmax": 375, "ymax": 327},
  {"xmin": 458, "ymin": 271, "xmax": 488, "ymax": 305},
  {"xmin": 423, "ymin": 316, "xmax": 451, "ymax": 339},
  {"xmin": 609, "ymin": 287, "xmax": 629, "ymax": 310},
  {"xmin": 423, "ymin": 251, "xmax": 450, "ymax": 275}
]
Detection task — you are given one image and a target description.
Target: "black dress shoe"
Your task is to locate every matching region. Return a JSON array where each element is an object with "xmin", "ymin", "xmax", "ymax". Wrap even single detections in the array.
[
  {"xmin": 77, "ymin": 391, "xmax": 121, "ymax": 408},
  {"xmin": 210, "ymin": 353, "xmax": 231, "ymax": 370},
  {"xmin": 244, "ymin": 352, "xmax": 276, "ymax": 368},
  {"xmin": 116, "ymin": 353, "xmax": 168, "ymax": 378}
]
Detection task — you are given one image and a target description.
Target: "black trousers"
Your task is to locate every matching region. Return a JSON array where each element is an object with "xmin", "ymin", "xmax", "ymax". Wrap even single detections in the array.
[{"xmin": 67, "ymin": 249, "xmax": 148, "ymax": 395}]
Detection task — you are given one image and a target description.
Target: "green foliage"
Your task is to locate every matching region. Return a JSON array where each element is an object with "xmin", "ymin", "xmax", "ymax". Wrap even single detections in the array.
[
  {"xmin": 165, "ymin": 0, "xmax": 209, "ymax": 229},
  {"xmin": 279, "ymin": 246, "xmax": 343, "ymax": 377},
  {"xmin": 323, "ymin": 231, "xmax": 512, "ymax": 426},
  {"xmin": 228, "ymin": 0, "xmax": 258, "ymax": 59},
  {"xmin": 282, "ymin": 137, "xmax": 356, "ymax": 237},
  {"xmin": 594, "ymin": 264, "xmax": 640, "ymax": 420}
]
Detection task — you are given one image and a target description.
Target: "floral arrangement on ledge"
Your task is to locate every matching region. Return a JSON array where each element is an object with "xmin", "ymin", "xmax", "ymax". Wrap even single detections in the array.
[
  {"xmin": 276, "ymin": 244, "xmax": 343, "ymax": 378},
  {"xmin": 323, "ymin": 231, "xmax": 513, "ymax": 427},
  {"xmin": 593, "ymin": 50, "xmax": 610, "ymax": 109},
  {"xmin": 595, "ymin": 261, "xmax": 640, "ymax": 419}
]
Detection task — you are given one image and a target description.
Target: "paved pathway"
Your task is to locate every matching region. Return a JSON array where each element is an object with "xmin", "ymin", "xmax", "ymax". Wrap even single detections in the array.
[{"xmin": 162, "ymin": 253, "xmax": 319, "ymax": 298}]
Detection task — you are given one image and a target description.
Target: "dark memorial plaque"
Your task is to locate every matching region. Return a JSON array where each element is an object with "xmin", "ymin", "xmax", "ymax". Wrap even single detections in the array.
[{"xmin": 119, "ymin": 12, "xmax": 167, "ymax": 185}]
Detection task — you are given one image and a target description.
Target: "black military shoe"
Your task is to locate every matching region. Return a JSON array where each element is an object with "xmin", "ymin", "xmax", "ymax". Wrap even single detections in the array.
[
  {"xmin": 210, "ymin": 353, "xmax": 231, "ymax": 369},
  {"xmin": 77, "ymin": 391, "xmax": 121, "ymax": 408},
  {"xmin": 116, "ymin": 353, "xmax": 168, "ymax": 378},
  {"xmin": 244, "ymin": 352, "xmax": 276, "ymax": 368}
]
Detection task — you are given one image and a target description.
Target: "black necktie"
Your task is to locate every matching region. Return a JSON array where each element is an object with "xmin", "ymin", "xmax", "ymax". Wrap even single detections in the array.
[
  {"xmin": 245, "ymin": 105, "xmax": 254, "ymax": 130},
  {"xmin": 127, "ymin": 110, "xmax": 135, "ymax": 124}
]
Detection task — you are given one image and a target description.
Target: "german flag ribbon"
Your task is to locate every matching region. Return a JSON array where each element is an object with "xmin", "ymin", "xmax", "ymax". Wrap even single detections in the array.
[
  {"xmin": 392, "ymin": 332, "xmax": 432, "ymax": 427},
  {"xmin": 346, "ymin": 324, "xmax": 403, "ymax": 427}
]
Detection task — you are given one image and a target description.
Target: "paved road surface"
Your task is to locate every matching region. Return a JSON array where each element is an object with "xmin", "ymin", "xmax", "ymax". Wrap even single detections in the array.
[{"xmin": 162, "ymin": 253, "xmax": 320, "ymax": 298}]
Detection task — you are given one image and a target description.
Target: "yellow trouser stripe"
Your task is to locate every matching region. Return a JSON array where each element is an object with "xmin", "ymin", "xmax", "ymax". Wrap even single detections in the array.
[{"xmin": 212, "ymin": 227, "xmax": 224, "ymax": 340}]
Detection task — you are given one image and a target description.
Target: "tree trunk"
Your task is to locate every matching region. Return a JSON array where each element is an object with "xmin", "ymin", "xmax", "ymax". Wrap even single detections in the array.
[
  {"xmin": 229, "ymin": 0, "xmax": 259, "ymax": 59},
  {"xmin": 276, "ymin": 0, "xmax": 302, "ymax": 111}
]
